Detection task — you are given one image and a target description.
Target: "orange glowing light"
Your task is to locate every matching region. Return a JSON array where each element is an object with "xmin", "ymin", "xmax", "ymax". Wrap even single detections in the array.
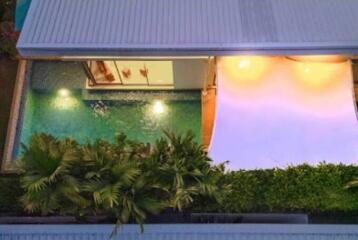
[
  {"xmin": 291, "ymin": 60, "xmax": 345, "ymax": 89},
  {"xmin": 288, "ymin": 55, "xmax": 348, "ymax": 89},
  {"xmin": 288, "ymin": 55, "xmax": 348, "ymax": 63},
  {"xmin": 238, "ymin": 58, "xmax": 251, "ymax": 69},
  {"xmin": 219, "ymin": 56, "xmax": 274, "ymax": 84}
]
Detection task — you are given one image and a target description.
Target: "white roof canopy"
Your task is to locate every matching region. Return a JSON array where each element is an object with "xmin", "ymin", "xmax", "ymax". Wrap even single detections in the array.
[{"xmin": 17, "ymin": 0, "xmax": 358, "ymax": 57}]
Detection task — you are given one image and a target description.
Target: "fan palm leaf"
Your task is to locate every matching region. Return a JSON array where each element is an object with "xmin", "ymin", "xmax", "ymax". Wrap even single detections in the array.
[{"xmin": 18, "ymin": 133, "xmax": 86, "ymax": 215}]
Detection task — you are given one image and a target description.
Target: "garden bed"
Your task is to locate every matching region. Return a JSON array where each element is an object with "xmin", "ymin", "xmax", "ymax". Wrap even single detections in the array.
[
  {"xmin": 1, "ymin": 162, "xmax": 358, "ymax": 224},
  {"xmin": 1, "ymin": 132, "xmax": 358, "ymax": 226},
  {"xmin": 0, "ymin": 213, "xmax": 308, "ymax": 224}
]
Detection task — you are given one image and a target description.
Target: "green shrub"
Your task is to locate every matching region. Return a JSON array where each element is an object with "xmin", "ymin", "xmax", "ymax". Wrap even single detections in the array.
[
  {"xmin": 0, "ymin": 174, "xmax": 23, "ymax": 215},
  {"xmin": 77, "ymin": 135, "xmax": 163, "ymax": 233},
  {"xmin": 201, "ymin": 164, "xmax": 358, "ymax": 214},
  {"xmin": 2, "ymin": 131, "xmax": 358, "ymax": 219},
  {"xmin": 17, "ymin": 134, "xmax": 87, "ymax": 215},
  {"xmin": 0, "ymin": 29, "xmax": 18, "ymax": 58},
  {"xmin": 0, "ymin": 0, "xmax": 16, "ymax": 22},
  {"xmin": 143, "ymin": 130, "xmax": 227, "ymax": 211},
  {"xmin": 0, "ymin": 0, "xmax": 18, "ymax": 58},
  {"xmin": 15, "ymin": 131, "xmax": 223, "ymax": 234}
]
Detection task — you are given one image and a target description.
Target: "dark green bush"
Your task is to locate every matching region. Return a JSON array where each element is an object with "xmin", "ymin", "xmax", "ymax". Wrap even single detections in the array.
[
  {"xmin": 143, "ymin": 130, "xmax": 226, "ymax": 211},
  {"xmin": 1, "ymin": 132, "xmax": 358, "ymax": 217},
  {"xmin": 14, "ymin": 132, "xmax": 222, "ymax": 234},
  {"xmin": 0, "ymin": 174, "xmax": 23, "ymax": 215},
  {"xmin": 0, "ymin": 0, "xmax": 18, "ymax": 58},
  {"xmin": 4, "ymin": 163, "xmax": 358, "ymax": 215},
  {"xmin": 193, "ymin": 164, "xmax": 358, "ymax": 214},
  {"xmin": 17, "ymin": 134, "xmax": 86, "ymax": 215},
  {"xmin": 0, "ymin": 0, "xmax": 16, "ymax": 22}
]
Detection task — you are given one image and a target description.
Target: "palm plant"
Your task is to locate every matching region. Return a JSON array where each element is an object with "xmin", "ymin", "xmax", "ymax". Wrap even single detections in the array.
[
  {"xmin": 79, "ymin": 135, "xmax": 163, "ymax": 234},
  {"xmin": 17, "ymin": 131, "xmax": 225, "ymax": 235},
  {"xmin": 146, "ymin": 130, "xmax": 226, "ymax": 211},
  {"xmin": 17, "ymin": 133, "xmax": 88, "ymax": 215}
]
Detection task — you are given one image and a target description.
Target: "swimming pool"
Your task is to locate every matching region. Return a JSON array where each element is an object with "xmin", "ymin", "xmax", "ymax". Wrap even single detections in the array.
[
  {"xmin": 13, "ymin": 61, "xmax": 202, "ymax": 158},
  {"xmin": 15, "ymin": 0, "xmax": 32, "ymax": 31},
  {"xmin": 15, "ymin": 90, "xmax": 201, "ymax": 155}
]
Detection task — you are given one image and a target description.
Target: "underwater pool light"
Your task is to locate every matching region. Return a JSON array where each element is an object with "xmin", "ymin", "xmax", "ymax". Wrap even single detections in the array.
[
  {"xmin": 54, "ymin": 88, "xmax": 78, "ymax": 109},
  {"xmin": 153, "ymin": 100, "xmax": 164, "ymax": 114},
  {"xmin": 58, "ymin": 88, "xmax": 70, "ymax": 97}
]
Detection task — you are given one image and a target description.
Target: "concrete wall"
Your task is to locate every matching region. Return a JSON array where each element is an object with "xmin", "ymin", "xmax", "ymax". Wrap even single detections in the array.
[
  {"xmin": 173, "ymin": 59, "xmax": 209, "ymax": 89},
  {"xmin": 1, "ymin": 224, "xmax": 358, "ymax": 240}
]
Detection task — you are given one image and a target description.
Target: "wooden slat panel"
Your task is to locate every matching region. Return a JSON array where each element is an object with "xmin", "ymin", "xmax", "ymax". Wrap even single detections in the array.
[
  {"xmin": 1, "ymin": 60, "xmax": 27, "ymax": 171},
  {"xmin": 202, "ymin": 88, "xmax": 216, "ymax": 150}
]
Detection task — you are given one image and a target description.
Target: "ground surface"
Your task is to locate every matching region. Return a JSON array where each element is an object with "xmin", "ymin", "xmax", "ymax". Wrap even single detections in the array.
[{"xmin": 0, "ymin": 57, "xmax": 17, "ymax": 162}]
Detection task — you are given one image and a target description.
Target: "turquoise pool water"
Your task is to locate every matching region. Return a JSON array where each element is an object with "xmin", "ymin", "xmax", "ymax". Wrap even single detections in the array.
[
  {"xmin": 17, "ymin": 89, "xmax": 201, "ymax": 154},
  {"xmin": 15, "ymin": 0, "xmax": 32, "ymax": 30}
]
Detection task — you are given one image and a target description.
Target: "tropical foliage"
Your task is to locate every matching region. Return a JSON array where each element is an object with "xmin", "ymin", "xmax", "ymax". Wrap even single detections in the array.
[
  {"xmin": 346, "ymin": 178, "xmax": 358, "ymax": 189},
  {"xmin": 143, "ymin": 130, "xmax": 227, "ymax": 210},
  {"xmin": 202, "ymin": 163, "xmax": 358, "ymax": 214},
  {"xmin": 0, "ymin": 0, "xmax": 16, "ymax": 22},
  {"xmin": 17, "ymin": 131, "xmax": 223, "ymax": 231},
  {"xmin": 16, "ymin": 134, "xmax": 87, "ymax": 215},
  {"xmin": 2, "ymin": 159, "xmax": 358, "ymax": 218},
  {"xmin": 13, "ymin": 132, "xmax": 358, "ymax": 229},
  {"xmin": 0, "ymin": 0, "xmax": 18, "ymax": 58},
  {"xmin": 77, "ymin": 135, "xmax": 163, "ymax": 233}
]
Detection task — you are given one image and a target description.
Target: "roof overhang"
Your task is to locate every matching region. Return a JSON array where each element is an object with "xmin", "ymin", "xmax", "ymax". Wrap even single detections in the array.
[{"xmin": 17, "ymin": 0, "xmax": 358, "ymax": 58}]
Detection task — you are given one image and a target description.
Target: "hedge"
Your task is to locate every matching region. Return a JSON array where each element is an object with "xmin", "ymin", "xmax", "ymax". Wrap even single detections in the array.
[
  {"xmin": 193, "ymin": 163, "xmax": 358, "ymax": 214},
  {"xmin": 1, "ymin": 163, "xmax": 358, "ymax": 215}
]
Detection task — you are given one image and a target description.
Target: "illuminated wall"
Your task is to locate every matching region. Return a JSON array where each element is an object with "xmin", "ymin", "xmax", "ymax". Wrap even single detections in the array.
[{"xmin": 209, "ymin": 56, "xmax": 358, "ymax": 169}]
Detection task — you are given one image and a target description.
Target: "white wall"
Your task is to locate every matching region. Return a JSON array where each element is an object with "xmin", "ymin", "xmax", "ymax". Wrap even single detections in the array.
[
  {"xmin": 173, "ymin": 59, "xmax": 209, "ymax": 89},
  {"xmin": 210, "ymin": 57, "xmax": 358, "ymax": 169}
]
